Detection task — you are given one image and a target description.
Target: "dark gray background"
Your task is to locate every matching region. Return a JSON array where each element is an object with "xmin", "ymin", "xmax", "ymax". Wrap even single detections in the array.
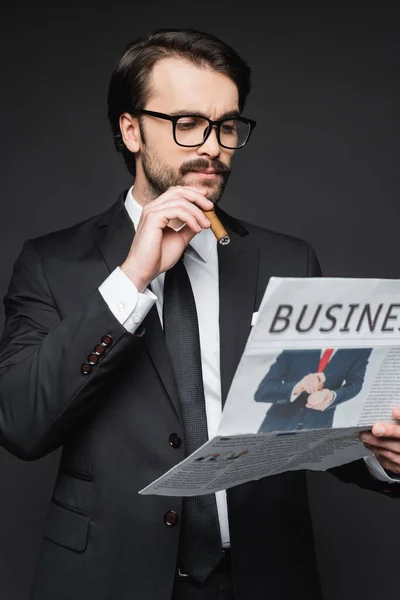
[{"xmin": 0, "ymin": 2, "xmax": 399, "ymax": 599}]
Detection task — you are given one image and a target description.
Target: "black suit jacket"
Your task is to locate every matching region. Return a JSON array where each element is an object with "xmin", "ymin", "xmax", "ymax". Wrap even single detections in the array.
[
  {"xmin": 0, "ymin": 192, "xmax": 397, "ymax": 600},
  {"xmin": 256, "ymin": 348, "xmax": 372, "ymax": 431}
]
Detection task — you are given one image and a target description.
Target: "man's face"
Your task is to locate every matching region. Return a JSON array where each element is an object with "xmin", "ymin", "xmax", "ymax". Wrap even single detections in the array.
[{"xmin": 135, "ymin": 57, "xmax": 239, "ymax": 203}]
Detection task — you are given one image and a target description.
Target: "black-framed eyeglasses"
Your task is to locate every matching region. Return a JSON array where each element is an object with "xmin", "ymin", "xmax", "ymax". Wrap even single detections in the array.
[{"xmin": 132, "ymin": 108, "xmax": 256, "ymax": 150}]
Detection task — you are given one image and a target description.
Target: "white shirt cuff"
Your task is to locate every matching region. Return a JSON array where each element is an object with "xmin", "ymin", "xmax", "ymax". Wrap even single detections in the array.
[
  {"xmin": 99, "ymin": 267, "xmax": 157, "ymax": 334},
  {"xmin": 364, "ymin": 455, "xmax": 400, "ymax": 483}
]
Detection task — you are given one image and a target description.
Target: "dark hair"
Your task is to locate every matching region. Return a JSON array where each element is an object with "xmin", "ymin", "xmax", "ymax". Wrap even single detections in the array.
[{"xmin": 107, "ymin": 28, "xmax": 252, "ymax": 176}]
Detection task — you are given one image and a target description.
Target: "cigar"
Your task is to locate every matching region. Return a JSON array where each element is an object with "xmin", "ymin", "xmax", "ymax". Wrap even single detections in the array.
[{"xmin": 203, "ymin": 210, "xmax": 230, "ymax": 245}]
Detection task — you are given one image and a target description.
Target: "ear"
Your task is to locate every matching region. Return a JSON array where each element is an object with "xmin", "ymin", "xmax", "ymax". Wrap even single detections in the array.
[{"xmin": 119, "ymin": 112, "xmax": 142, "ymax": 153}]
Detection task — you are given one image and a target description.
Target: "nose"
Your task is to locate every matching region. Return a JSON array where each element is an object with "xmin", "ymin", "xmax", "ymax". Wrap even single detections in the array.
[{"xmin": 196, "ymin": 125, "xmax": 221, "ymax": 159}]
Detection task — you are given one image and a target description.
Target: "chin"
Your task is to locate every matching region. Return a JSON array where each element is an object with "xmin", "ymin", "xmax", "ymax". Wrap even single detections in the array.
[
  {"xmin": 182, "ymin": 177, "xmax": 224, "ymax": 203},
  {"xmin": 186, "ymin": 178, "xmax": 219, "ymax": 191}
]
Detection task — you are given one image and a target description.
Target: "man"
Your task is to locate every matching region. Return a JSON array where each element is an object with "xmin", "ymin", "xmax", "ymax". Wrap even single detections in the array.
[
  {"xmin": 0, "ymin": 28, "xmax": 400, "ymax": 600},
  {"xmin": 256, "ymin": 347, "xmax": 372, "ymax": 432}
]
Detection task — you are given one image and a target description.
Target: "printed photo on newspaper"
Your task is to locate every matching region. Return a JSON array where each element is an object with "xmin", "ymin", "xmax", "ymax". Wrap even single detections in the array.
[{"xmin": 140, "ymin": 277, "xmax": 400, "ymax": 497}]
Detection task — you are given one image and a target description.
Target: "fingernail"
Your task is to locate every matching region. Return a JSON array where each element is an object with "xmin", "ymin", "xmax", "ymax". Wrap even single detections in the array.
[
  {"xmin": 374, "ymin": 425, "xmax": 385, "ymax": 435},
  {"xmin": 394, "ymin": 410, "xmax": 400, "ymax": 419}
]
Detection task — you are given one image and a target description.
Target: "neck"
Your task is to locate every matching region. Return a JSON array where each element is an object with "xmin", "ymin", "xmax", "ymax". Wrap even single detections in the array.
[{"xmin": 130, "ymin": 174, "xmax": 156, "ymax": 207}]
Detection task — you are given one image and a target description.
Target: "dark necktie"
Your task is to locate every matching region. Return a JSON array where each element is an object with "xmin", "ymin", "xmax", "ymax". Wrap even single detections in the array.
[{"xmin": 163, "ymin": 254, "xmax": 223, "ymax": 582}]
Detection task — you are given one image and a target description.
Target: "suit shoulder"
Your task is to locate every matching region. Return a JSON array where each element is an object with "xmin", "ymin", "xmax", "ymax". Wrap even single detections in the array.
[
  {"xmin": 238, "ymin": 216, "xmax": 312, "ymax": 255},
  {"xmin": 226, "ymin": 211, "xmax": 322, "ymax": 276},
  {"xmin": 25, "ymin": 198, "xmax": 121, "ymax": 260}
]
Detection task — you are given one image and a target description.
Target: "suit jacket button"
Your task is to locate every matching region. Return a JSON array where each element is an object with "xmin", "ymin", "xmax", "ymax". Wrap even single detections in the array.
[
  {"xmin": 87, "ymin": 353, "xmax": 99, "ymax": 365},
  {"xmin": 164, "ymin": 511, "xmax": 179, "ymax": 527},
  {"xmin": 169, "ymin": 433, "xmax": 182, "ymax": 449},
  {"xmin": 94, "ymin": 344, "xmax": 106, "ymax": 356},
  {"xmin": 81, "ymin": 363, "xmax": 92, "ymax": 375},
  {"xmin": 101, "ymin": 334, "xmax": 113, "ymax": 347}
]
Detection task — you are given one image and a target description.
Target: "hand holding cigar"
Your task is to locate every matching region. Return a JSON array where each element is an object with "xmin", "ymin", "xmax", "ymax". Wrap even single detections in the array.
[
  {"xmin": 121, "ymin": 186, "xmax": 230, "ymax": 292},
  {"xmin": 166, "ymin": 187, "xmax": 230, "ymax": 245}
]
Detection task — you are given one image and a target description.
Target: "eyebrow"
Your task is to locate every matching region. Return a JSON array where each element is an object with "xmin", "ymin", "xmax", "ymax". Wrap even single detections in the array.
[{"xmin": 169, "ymin": 109, "xmax": 241, "ymax": 120}]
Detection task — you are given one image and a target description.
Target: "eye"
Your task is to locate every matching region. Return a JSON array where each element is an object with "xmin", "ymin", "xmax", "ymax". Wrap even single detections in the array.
[
  {"xmin": 177, "ymin": 120, "xmax": 196, "ymax": 130},
  {"xmin": 176, "ymin": 117, "xmax": 204, "ymax": 130},
  {"xmin": 221, "ymin": 120, "xmax": 238, "ymax": 134}
]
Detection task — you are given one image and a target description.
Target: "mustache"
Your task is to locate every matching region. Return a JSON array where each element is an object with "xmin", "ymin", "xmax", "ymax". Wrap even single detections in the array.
[{"xmin": 179, "ymin": 158, "xmax": 231, "ymax": 177}]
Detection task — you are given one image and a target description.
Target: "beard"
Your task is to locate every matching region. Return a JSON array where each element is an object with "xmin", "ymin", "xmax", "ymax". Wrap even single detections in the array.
[{"xmin": 140, "ymin": 145, "xmax": 231, "ymax": 205}]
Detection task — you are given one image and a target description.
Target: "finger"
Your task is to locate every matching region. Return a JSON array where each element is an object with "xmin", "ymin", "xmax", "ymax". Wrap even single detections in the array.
[
  {"xmin": 393, "ymin": 407, "xmax": 400, "ymax": 421},
  {"xmin": 143, "ymin": 198, "xmax": 212, "ymax": 228},
  {"xmin": 145, "ymin": 205, "xmax": 211, "ymax": 233},
  {"xmin": 304, "ymin": 378, "xmax": 318, "ymax": 394},
  {"xmin": 144, "ymin": 196, "xmax": 212, "ymax": 221},
  {"xmin": 313, "ymin": 376, "xmax": 323, "ymax": 393},
  {"xmin": 371, "ymin": 422, "xmax": 400, "ymax": 438},
  {"xmin": 175, "ymin": 188, "xmax": 215, "ymax": 211},
  {"xmin": 151, "ymin": 186, "xmax": 214, "ymax": 211},
  {"xmin": 313, "ymin": 401, "xmax": 327, "ymax": 411},
  {"xmin": 372, "ymin": 456, "xmax": 400, "ymax": 475},
  {"xmin": 306, "ymin": 403, "xmax": 321, "ymax": 411},
  {"xmin": 361, "ymin": 437, "xmax": 400, "ymax": 453},
  {"xmin": 301, "ymin": 378, "xmax": 310, "ymax": 394},
  {"xmin": 364, "ymin": 445, "xmax": 400, "ymax": 469},
  {"xmin": 307, "ymin": 394, "xmax": 320, "ymax": 407},
  {"xmin": 306, "ymin": 395, "xmax": 320, "ymax": 407}
]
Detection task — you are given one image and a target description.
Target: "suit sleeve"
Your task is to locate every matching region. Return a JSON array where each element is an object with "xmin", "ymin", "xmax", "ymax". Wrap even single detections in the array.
[
  {"xmin": 254, "ymin": 353, "xmax": 298, "ymax": 403},
  {"xmin": 329, "ymin": 460, "xmax": 400, "ymax": 498},
  {"xmin": 325, "ymin": 349, "xmax": 372, "ymax": 410},
  {"xmin": 0, "ymin": 240, "xmax": 143, "ymax": 461}
]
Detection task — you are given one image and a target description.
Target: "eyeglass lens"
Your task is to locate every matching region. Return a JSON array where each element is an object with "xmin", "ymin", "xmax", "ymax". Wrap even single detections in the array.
[{"xmin": 175, "ymin": 116, "xmax": 249, "ymax": 148}]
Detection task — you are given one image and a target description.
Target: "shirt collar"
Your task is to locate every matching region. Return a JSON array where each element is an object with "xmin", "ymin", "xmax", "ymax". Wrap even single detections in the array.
[{"xmin": 124, "ymin": 186, "xmax": 215, "ymax": 263}]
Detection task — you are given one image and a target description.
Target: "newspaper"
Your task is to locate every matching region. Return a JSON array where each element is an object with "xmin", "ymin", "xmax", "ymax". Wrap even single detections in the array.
[{"xmin": 140, "ymin": 277, "xmax": 400, "ymax": 497}]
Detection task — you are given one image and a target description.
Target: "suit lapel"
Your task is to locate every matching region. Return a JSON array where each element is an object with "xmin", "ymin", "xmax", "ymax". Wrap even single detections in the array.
[
  {"xmin": 141, "ymin": 305, "xmax": 181, "ymax": 419},
  {"xmin": 93, "ymin": 192, "xmax": 181, "ymax": 421},
  {"xmin": 216, "ymin": 210, "xmax": 259, "ymax": 406},
  {"xmin": 94, "ymin": 192, "xmax": 135, "ymax": 273}
]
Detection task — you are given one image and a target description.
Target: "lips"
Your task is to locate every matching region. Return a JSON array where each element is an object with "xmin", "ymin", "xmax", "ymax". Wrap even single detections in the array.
[{"xmin": 192, "ymin": 169, "xmax": 221, "ymax": 175}]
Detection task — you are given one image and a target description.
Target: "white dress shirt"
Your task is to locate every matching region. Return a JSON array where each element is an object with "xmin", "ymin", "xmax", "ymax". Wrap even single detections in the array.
[
  {"xmin": 99, "ymin": 187, "xmax": 231, "ymax": 546},
  {"xmin": 99, "ymin": 187, "xmax": 399, "ymax": 542}
]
